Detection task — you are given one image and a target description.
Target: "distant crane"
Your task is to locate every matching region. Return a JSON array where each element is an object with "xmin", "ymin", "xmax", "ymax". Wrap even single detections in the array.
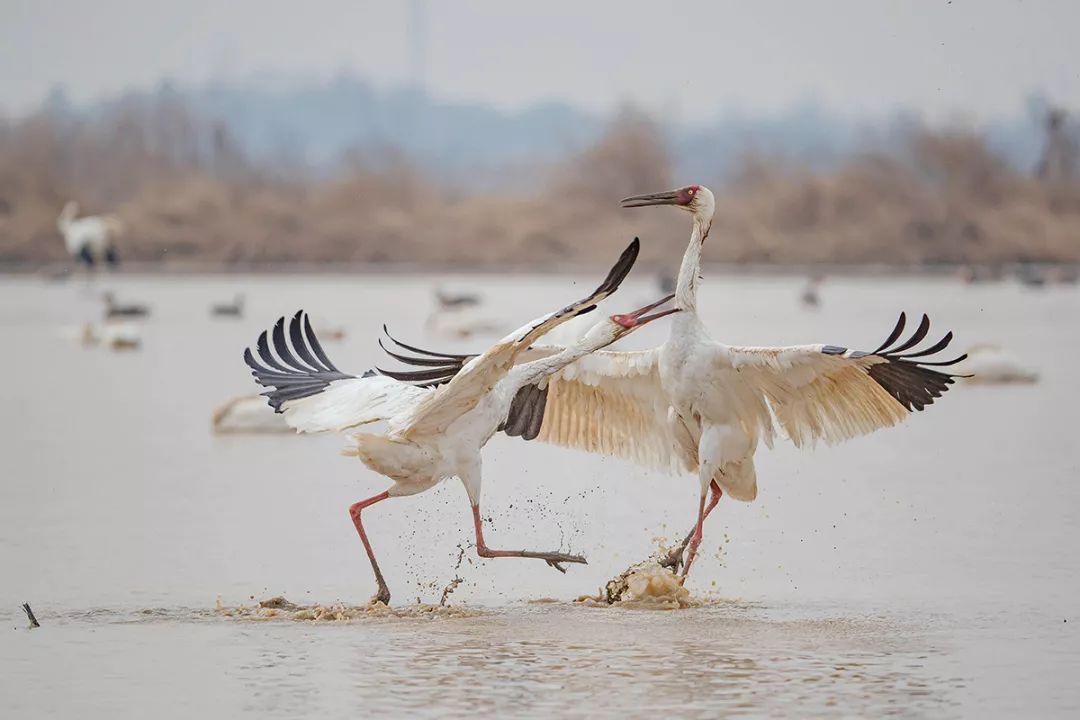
[
  {"xmin": 80, "ymin": 320, "xmax": 141, "ymax": 351},
  {"xmin": 434, "ymin": 287, "xmax": 481, "ymax": 309},
  {"xmin": 212, "ymin": 294, "xmax": 245, "ymax": 318},
  {"xmin": 212, "ymin": 394, "xmax": 291, "ymax": 434},
  {"xmin": 244, "ymin": 239, "xmax": 679, "ymax": 604},
  {"xmin": 800, "ymin": 275, "xmax": 823, "ymax": 309},
  {"xmin": 426, "ymin": 287, "xmax": 503, "ymax": 340},
  {"xmin": 390, "ymin": 185, "xmax": 967, "ymax": 578},
  {"xmin": 103, "ymin": 292, "xmax": 150, "ymax": 319},
  {"xmin": 57, "ymin": 201, "xmax": 123, "ymax": 268}
]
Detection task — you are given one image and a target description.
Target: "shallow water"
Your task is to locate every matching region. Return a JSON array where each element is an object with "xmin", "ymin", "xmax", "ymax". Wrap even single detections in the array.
[{"xmin": 1, "ymin": 272, "xmax": 1078, "ymax": 718}]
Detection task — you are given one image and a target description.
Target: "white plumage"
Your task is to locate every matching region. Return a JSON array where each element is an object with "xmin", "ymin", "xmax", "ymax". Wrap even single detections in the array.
[
  {"xmin": 244, "ymin": 239, "xmax": 677, "ymax": 604},
  {"xmin": 543, "ymin": 185, "xmax": 964, "ymax": 574},
  {"xmin": 57, "ymin": 201, "xmax": 123, "ymax": 267},
  {"xmin": 78, "ymin": 320, "xmax": 141, "ymax": 351},
  {"xmin": 390, "ymin": 185, "xmax": 967, "ymax": 578},
  {"xmin": 281, "ymin": 375, "xmax": 427, "ymax": 434},
  {"xmin": 956, "ymin": 344, "xmax": 1039, "ymax": 385}
]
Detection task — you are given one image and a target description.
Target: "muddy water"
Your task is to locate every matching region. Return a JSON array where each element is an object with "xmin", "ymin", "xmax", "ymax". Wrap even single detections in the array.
[{"xmin": 1, "ymin": 272, "xmax": 1078, "ymax": 718}]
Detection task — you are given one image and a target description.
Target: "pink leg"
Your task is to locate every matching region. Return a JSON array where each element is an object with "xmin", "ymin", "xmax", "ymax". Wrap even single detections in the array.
[
  {"xmin": 348, "ymin": 490, "xmax": 392, "ymax": 604},
  {"xmin": 701, "ymin": 480, "xmax": 723, "ymax": 522},
  {"xmin": 471, "ymin": 505, "xmax": 587, "ymax": 572},
  {"xmin": 663, "ymin": 480, "xmax": 723, "ymax": 576}
]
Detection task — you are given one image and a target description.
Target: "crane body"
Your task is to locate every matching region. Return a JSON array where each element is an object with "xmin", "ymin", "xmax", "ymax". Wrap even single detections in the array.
[
  {"xmin": 58, "ymin": 201, "xmax": 122, "ymax": 267},
  {"xmin": 245, "ymin": 239, "xmax": 679, "ymax": 603},
  {"xmin": 389, "ymin": 185, "xmax": 967, "ymax": 577}
]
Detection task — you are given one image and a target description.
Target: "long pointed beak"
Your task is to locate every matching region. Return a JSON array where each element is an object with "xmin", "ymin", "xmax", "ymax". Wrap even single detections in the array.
[
  {"xmin": 630, "ymin": 293, "xmax": 680, "ymax": 324},
  {"xmin": 620, "ymin": 190, "xmax": 680, "ymax": 208}
]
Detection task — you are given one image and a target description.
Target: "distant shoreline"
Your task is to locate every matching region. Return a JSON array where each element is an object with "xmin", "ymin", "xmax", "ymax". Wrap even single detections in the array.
[{"xmin": 2, "ymin": 260, "xmax": 1076, "ymax": 278}]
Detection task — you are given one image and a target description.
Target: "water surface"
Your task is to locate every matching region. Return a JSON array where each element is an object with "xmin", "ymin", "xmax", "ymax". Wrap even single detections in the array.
[{"xmin": 1, "ymin": 273, "xmax": 1077, "ymax": 718}]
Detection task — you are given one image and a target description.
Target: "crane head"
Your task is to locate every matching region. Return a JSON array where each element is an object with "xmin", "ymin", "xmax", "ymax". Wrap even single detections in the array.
[
  {"xmin": 610, "ymin": 292, "xmax": 679, "ymax": 331},
  {"xmin": 580, "ymin": 294, "xmax": 678, "ymax": 351},
  {"xmin": 621, "ymin": 185, "xmax": 709, "ymax": 210}
]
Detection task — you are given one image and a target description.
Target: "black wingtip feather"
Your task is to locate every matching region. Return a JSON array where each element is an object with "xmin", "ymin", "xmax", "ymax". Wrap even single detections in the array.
[
  {"xmin": 885, "ymin": 313, "xmax": 931, "ymax": 355},
  {"xmin": 872, "ymin": 312, "xmax": 906, "ymax": 354},
  {"xmin": 374, "ymin": 366, "xmax": 461, "ymax": 384},
  {"xmin": 376, "ymin": 237, "xmax": 640, "ymax": 395},
  {"xmin": 288, "ymin": 310, "xmax": 326, "ymax": 372},
  {"xmin": 244, "ymin": 311, "xmax": 354, "ymax": 411},
  {"xmin": 382, "ymin": 324, "xmax": 473, "ymax": 360},
  {"xmin": 898, "ymin": 331, "xmax": 953, "ymax": 359},
  {"xmin": 375, "ymin": 325, "xmax": 475, "ymax": 387},
  {"xmin": 596, "ymin": 237, "xmax": 640, "ymax": 296},
  {"xmin": 855, "ymin": 311, "xmax": 966, "ymax": 412},
  {"xmin": 378, "ymin": 338, "xmax": 462, "ymax": 367},
  {"xmin": 304, "ymin": 314, "xmax": 340, "ymax": 372}
]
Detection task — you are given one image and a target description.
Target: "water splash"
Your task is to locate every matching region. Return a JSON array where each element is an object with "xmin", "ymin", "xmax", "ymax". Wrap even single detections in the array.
[{"xmin": 577, "ymin": 561, "xmax": 695, "ymax": 609}]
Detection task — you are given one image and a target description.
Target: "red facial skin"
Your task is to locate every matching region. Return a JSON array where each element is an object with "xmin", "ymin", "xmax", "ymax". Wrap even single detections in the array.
[
  {"xmin": 679, "ymin": 185, "xmax": 700, "ymax": 205},
  {"xmin": 611, "ymin": 314, "xmax": 637, "ymax": 329}
]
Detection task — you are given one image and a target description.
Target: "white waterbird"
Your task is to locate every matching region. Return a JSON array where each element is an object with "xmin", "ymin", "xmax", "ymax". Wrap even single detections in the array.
[
  {"xmin": 57, "ymin": 201, "xmax": 122, "ymax": 268},
  {"xmin": 244, "ymin": 239, "xmax": 679, "ymax": 603},
  {"xmin": 388, "ymin": 185, "xmax": 967, "ymax": 577}
]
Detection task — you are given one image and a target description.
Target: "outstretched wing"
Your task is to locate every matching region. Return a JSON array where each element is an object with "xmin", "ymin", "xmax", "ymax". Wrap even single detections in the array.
[
  {"xmin": 380, "ymin": 337, "xmax": 690, "ymax": 473},
  {"xmin": 392, "ymin": 238, "xmax": 640, "ymax": 438},
  {"xmin": 532, "ymin": 348, "xmax": 692, "ymax": 473},
  {"xmin": 378, "ymin": 311, "xmax": 965, "ymax": 466},
  {"xmin": 377, "ymin": 327, "xmax": 553, "ymax": 438},
  {"xmin": 722, "ymin": 312, "xmax": 966, "ymax": 447},
  {"xmin": 244, "ymin": 310, "xmax": 427, "ymax": 433}
]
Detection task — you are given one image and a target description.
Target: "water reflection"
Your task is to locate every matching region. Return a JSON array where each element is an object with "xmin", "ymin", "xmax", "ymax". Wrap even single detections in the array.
[
  {"xmin": 323, "ymin": 605, "xmax": 963, "ymax": 717},
  {"xmin": 28, "ymin": 600, "xmax": 966, "ymax": 716}
]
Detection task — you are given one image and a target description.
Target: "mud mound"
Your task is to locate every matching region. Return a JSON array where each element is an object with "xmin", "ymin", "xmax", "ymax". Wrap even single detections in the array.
[{"xmin": 215, "ymin": 596, "xmax": 482, "ymax": 622}]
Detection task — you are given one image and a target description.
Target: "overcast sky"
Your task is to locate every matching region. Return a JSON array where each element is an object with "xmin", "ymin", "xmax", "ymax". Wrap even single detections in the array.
[{"xmin": 2, "ymin": 0, "xmax": 1078, "ymax": 122}]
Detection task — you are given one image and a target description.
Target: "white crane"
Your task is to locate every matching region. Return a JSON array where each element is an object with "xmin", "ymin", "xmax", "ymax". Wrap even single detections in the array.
[
  {"xmin": 244, "ymin": 239, "xmax": 679, "ymax": 604},
  {"xmin": 211, "ymin": 294, "xmax": 245, "ymax": 318},
  {"xmin": 57, "ymin": 201, "xmax": 123, "ymax": 268},
  {"xmin": 103, "ymin": 292, "xmax": 150, "ymax": 318},
  {"xmin": 211, "ymin": 394, "xmax": 292, "ymax": 434},
  {"xmin": 387, "ymin": 185, "xmax": 967, "ymax": 578}
]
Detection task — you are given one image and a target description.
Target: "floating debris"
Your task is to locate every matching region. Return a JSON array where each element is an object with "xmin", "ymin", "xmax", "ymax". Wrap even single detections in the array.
[{"xmin": 22, "ymin": 602, "xmax": 40, "ymax": 628}]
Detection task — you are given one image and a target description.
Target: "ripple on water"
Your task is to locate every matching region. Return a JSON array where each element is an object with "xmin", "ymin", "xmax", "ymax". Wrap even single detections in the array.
[{"xmin": 24, "ymin": 597, "xmax": 965, "ymax": 717}]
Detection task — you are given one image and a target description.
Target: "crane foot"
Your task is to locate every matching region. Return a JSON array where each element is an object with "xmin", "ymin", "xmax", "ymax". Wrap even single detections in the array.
[{"xmin": 370, "ymin": 585, "xmax": 391, "ymax": 606}]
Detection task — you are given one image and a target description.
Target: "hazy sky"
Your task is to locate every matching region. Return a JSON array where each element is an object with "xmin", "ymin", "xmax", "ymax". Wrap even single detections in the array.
[{"xmin": 3, "ymin": 0, "xmax": 1078, "ymax": 121}]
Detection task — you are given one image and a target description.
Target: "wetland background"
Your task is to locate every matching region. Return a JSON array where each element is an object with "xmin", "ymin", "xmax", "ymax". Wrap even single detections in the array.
[{"xmin": 2, "ymin": 2, "xmax": 1080, "ymax": 718}]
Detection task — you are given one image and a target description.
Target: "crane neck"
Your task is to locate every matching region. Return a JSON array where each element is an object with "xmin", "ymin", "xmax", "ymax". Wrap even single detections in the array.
[
  {"xmin": 513, "ymin": 323, "xmax": 620, "ymax": 389},
  {"xmin": 674, "ymin": 214, "xmax": 711, "ymax": 311}
]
